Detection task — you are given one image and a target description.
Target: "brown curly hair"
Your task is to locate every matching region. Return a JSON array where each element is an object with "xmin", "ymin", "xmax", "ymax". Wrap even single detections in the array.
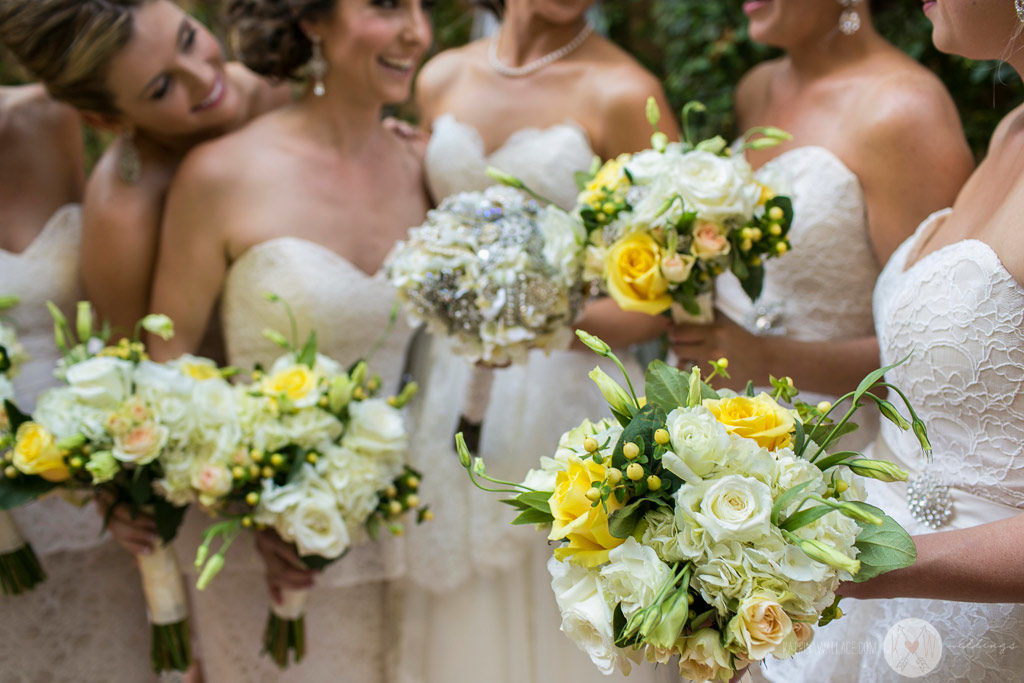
[
  {"xmin": 225, "ymin": 0, "xmax": 335, "ymax": 80},
  {"xmin": 0, "ymin": 0, "xmax": 150, "ymax": 115}
]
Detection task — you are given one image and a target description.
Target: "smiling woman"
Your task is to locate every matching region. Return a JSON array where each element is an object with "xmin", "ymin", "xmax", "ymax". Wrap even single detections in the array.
[{"xmin": 0, "ymin": 0, "xmax": 290, "ymax": 340}]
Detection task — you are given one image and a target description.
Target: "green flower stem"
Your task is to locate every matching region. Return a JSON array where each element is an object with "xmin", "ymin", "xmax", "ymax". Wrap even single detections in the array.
[
  {"xmin": 263, "ymin": 612, "xmax": 305, "ymax": 668},
  {"xmin": 0, "ymin": 543, "xmax": 46, "ymax": 595},
  {"xmin": 150, "ymin": 619, "xmax": 191, "ymax": 672}
]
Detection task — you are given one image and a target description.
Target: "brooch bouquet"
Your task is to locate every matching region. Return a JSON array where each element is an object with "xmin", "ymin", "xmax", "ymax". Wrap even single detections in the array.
[
  {"xmin": 577, "ymin": 99, "xmax": 794, "ymax": 323},
  {"xmin": 0, "ymin": 295, "xmax": 45, "ymax": 595},
  {"xmin": 458, "ymin": 331, "xmax": 925, "ymax": 679},
  {"xmin": 0, "ymin": 303, "xmax": 230, "ymax": 672},
  {"xmin": 193, "ymin": 304, "xmax": 424, "ymax": 668}
]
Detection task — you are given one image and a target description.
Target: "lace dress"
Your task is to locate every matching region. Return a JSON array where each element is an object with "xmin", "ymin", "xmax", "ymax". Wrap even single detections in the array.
[
  {"xmin": 715, "ymin": 146, "xmax": 880, "ymax": 450},
  {"xmin": 397, "ymin": 115, "xmax": 672, "ymax": 683},
  {"xmin": 0, "ymin": 205, "xmax": 153, "ymax": 681},
  {"xmin": 762, "ymin": 209, "xmax": 1024, "ymax": 682},
  {"xmin": 180, "ymin": 238, "xmax": 414, "ymax": 682}
]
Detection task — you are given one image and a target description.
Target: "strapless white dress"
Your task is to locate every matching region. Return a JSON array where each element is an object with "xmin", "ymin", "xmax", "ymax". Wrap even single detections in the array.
[
  {"xmin": 716, "ymin": 146, "xmax": 880, "ymax": 451},
  {"xmin": 0, "ymin": 205, "xmax": 153, "ymax": 681},
  {"xmin": 396, "ymin": 115, "xmax": 672, "ymax": 683},
  {"xmin": 182, "ymin": 237, "xmax": 414, "ymax": 682},
  {"xmin": 762, "ymin": 209, "xmax": 1024, "ymax": 682}
]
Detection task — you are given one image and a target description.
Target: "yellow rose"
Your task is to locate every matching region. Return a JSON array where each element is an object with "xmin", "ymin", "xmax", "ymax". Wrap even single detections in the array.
[
  {"xmin": 702, "ymin": 393, "xmax": 795, "ymax": 450},
  {"xmin": 13, "ymin": 422, "xmax": 71, "ymax": 482},
  {"xmin": 548, "ymin": 457, "xmax": 625, "ymax": 567},
  {"xmin": 605, "ymin": 232, "xmax": 673, "ymax": 315},
  {"xmin": 180, "ymin": 361, "xmax": 220, "ymax": 381},
  {"xmin": 261, "ymin": 365, "xmax": 321, "ymax": 407},
  {"xmin": 582, "ymin": 154, "xmax": 631, "ymax": 206}
]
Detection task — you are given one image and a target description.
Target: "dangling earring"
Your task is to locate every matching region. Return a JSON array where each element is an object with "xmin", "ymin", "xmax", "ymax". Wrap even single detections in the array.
[
  {"xmin": 837, "ymin": 0, "xmax": 862, "ymax": 35},
  {"xmin": 118, "ymin": 128, "xmax": 141, "ymax": 184},
  {"xmin": 308, "ymin": 35, "xmax": 327, "ymax": 97},
  {"xmin": 1016, "ymin": 0, "xmax": 1024, "ymax": 24}
]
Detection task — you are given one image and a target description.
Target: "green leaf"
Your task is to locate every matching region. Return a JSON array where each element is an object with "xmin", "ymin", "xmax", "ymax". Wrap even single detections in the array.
[
  {"xmin": 300, "ymin": 551, "xmax": 343, "ymax": 572},
  {"xmin": 770, "ymin": 479, "xmax": 814, "ymax": 526},
  {"xmin": 779, "ymin": 504, "xmax": 834, "ymax": 531},
  {"xmin": 152, "ymin": 499, "xmax": 187, "ymax": 544},
  {"xmin": 814, "ymin": 450, "xmax": 860, "ymax": 471},
  {"xmin": 852, "ymin": 510, "xmax": 917, "ymax": 582},
  {"xmin": 129, "ymin": 467, "xmax": 153, "ymax": 506},
  {"xmin": 574, "ymin": 170, "xmax": 594, "ymax": 191},
  {"xmin": 611, "ymin": 404, "xmax": 666, "ymax": 469},
  {"xmin": 512, "ymin": 507, "xmax": 555, "ymax": 526},
  {"xmin": 502, "ymin": 490, "xmax": 553, "ymax": 515},
  {"xmin": 296, "ymin": 331, "xmax": 318, "ymax": 368},
  {"xmin": 3, "ymin": 399, "xmax": 31, "ymax": 433},
  {"xmin": 806, "ymin": 420, "xmax": 859, "ymax": 447},
  {"xmin": 0, "ymin": 476, "xmax": 58, "ymax": 510},
  {"xmin": 608, "ymin": 499, "xmax": 649, "ymax": 539},
  {"xmin": 644, "ymin": 360, "xmax": 691, "ymax": 413},
  {"xmin": 792, "ymin": 418, "xmax": 805, "ymax": 457},
  {"xmin": 852, "ymin": 353, "xmax": 911, "ymax": 404}
]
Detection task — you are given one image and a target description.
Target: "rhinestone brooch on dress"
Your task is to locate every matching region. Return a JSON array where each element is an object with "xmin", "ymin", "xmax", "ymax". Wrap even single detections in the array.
[
  {"xmin": 744, "ymin": 301, "xmax": 787, "ymax": 337},
  {"xmin": 906, "ymin": 471, "xmax": 953, "ymax": 529}
]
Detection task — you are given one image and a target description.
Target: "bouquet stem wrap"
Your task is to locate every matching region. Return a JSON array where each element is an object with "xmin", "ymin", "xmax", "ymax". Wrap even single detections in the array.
[
  {"xmin": 0, "ymin": 510, "xmax": 45, "ymax": 595},
  {"xmin": 137, "ymin": 543, "xmax": 190, "ymax": 672},
  {"xmin": 264, "ymin": 588, "xmax": 308, "ymax": 668},
  {"xmin": 456, "ymin": 365, "xmax": 495, "ymax": 453},
  {"xmin": 670, "ymin": 291, "xmax": 715, "ymax": 325}
]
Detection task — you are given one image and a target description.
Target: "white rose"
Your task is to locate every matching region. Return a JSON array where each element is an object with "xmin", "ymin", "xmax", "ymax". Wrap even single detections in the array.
[
  {"xmin": 625, "ymin": 146, "xmax": 682, "ymax": 183},
  {"xmin": 0, "ymin": 375, "xmax": 14, "ymax": 403},
  {"xmin": 343, "ymin": 399, "xmax": 408, "ymax": 462},
  {"xmin": 32, "ymin": 387, "xmax": 105, "ymax": 441},
  {"xmin": 673, "ymin": 151, "xmax": 759, "ymax": 221},
  {"xmin": 598, "ymin": 537, "xmax": 673, "ymax": 618},
  {"xmin": 133, "ymin": 361, "xmax": 196, "ymax": 435},
  {"xmin": 256, "ymin": 466, "xmax": 349, "ymax": 559},
  {"xmin": 112, "ymin": 421, "xmax": 169, "ymax": 466},
  {"xmin": 547, "ymin": 556, "xmax": 633, "ymax": 676},
  {"xmin": 678, "ymin": 475, "xmax": 773, "ymax": 543},
  {"xmin": 539, "ymin": 205, "xmax": 585, "ymax": 282},
  {"xmin": 664, "ymin": 406, "xmax": 732, "ymax": 479},
  {"xmin": 65, "ymin": 356, "xmax": 133, "ymax": 408}
]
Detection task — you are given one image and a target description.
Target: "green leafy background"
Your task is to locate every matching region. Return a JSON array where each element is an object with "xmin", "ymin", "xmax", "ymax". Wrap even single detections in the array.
[{"xmin": 1, "ymin": 0, "xmax": 1018, "ymax": 163}]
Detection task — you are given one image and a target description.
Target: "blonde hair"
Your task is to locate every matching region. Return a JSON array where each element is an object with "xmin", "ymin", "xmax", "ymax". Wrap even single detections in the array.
[{"xmin": 0, "ymin": 0, "xmax": 150, "ymax": 115}]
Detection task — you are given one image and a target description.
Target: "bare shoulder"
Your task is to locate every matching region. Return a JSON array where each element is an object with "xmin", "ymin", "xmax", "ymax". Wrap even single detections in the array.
[
  {"xmin": 4, "ymin": 84, "xmax": 78, "ymax": 137},
  {"xmin": 415, "ymin": 42, "xmax": 482, "ymax": 118},
  {"xmin": 987, "ymin": 102, "xmax": 1024, "ymax": 154},
  {"xmin": 226, "ymin": 61, "xmax": 292, "ymax": 115},
  {"xmin": 82, "ymin": 149, "xmax": 162, "ymax": 249}
]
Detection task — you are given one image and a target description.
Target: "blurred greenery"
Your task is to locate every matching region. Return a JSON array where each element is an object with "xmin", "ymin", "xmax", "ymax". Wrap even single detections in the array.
[{"xmin": 1, "ymin": 0, "xmax": 1018, "ymax": 164}]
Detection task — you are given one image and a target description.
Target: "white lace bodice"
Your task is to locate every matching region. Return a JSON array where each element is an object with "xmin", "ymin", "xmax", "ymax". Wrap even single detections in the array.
[
  {"xmin": 874, "ymin": 209, "xmax": 1024, "ymax": 509},
  {"xmin": 763, "ymin": 209, "xmax": 1024, "ymax": 683},
  {"xmin": 425, "ymin": 113, "xmax": 594, "ymax": 211},
  {"xmin": 717, "ymin": 146, "xmax": 879, "ymax": 342}
]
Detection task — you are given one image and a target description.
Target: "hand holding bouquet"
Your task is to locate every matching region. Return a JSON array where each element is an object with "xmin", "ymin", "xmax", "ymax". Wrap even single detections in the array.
[
  {"xmin": 458, "ymin": 331, "xmax": 926, "ymax": 679},
  {"xmin": 577, "ymin": 99, "xmax": 795, "ymax": 323}
]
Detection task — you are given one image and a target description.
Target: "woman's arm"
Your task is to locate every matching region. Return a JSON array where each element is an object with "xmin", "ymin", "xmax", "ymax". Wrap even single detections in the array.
[
  {"xmin": 146, "ymin": 144, "xmax": 233, "ymax": 361},
  {"xmin": 841, "ymin": 513, "xmax": 1024, "ymax": 603}
]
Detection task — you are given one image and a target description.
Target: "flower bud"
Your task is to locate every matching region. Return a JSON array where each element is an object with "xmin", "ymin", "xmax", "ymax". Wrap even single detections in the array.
[
  {"xmin": 645, "ymin": 96, "xmax": 661, "ymax": 127},
  {"xmin": 4, "ymin": 465, "xmax": 17, "ymax": 479},
  {"xmin": 141, "ymin": 314, "xmax": 174, "ymax": 341},
  {"xmin": 406, "ymin": 475, "xmax": 420, "ymax": 490},
  {"xmin": 768, "ymin": 206, "xmax": 785, "ymax": 221},
  {"xmin": 623, "ymin": 442, "xmax": 640, "ymax": 460},
  {"xmin": 245, "ymin": 491, "xmax": 260, "ymax": 506},
  {"xmin": 626, "ymin": 463, "xmax": 644, "ymax": 481},
  {"xmin": 455, "ymin": 432, "xmax": 472, "ymax": 468},
  {"xmin": 791, "ymin": 536, "xmax": 860, "ymax": 576},
  {"xmin": 583, "ymin": 436, "xmax": 598, "ymax": 453},
  {"xmin": 248, "ymin": 464, "xmax": 261, "ymax": 478},
  {"xmin": 306, "ymin": 452, "xmax": 319, "ymax": 465},
  {"xmin": 75, "ymin": 302, "xmax": 93, "ymax": 343},
  {"xmin": 422, "ymin": 509, "xmax": 434, "ymax": 522},
  {"xmin": 388, "ymin": 500, "xmax": 403, "ymax": 517},
  {"xmin": 576, "ymin": 330, "xmax": 612, "ymax": 357},
  {"xmin": 269, "ymin": 453, "xmax": 285, "ymax": 468},
  {"xmin": 405, "ymin": 494, "xmax": 420, "ymax": 508},
  {"xmin": 588, "ymin": 366, "xmax": 634, "ymax": 415},
  {"xmin": 485, "ymin": 166, "xmax": 526, "ymax": 189},
  {"xmin": 605, "ymin": 468, "xmax": 622, "ymax": 485},
  {"xmin": 816, "ymin": 401, "xmax": 832, "ymax": 413},
  {"xmin": 261, "ymin": 466, "xmax": 274, "ymax": 479},
  {"xmin": 242, "ymin": 516, "xmax": 253, "ymax": 527},
  {"xmin": 775, "ymin": 242, "xmax": 788, "ymax": 255},
  {"xmin": 232, "ymin": 466, "xmax": 246, "ymax": 480},
  {"xmin": 847, "ymin": 459, "xmax": 909, "ymax": 483},
  {"xmin": 646, "ymin": 475, "xmax": 662, "ymax": 491},
  {"xmin": 654, "ymin": 429, "xmax": 670, "ymax": 445},
  {"xmin": 585, "ymin": 487, "xmax": 602, "ymax": 503},
  {"xmin": 196, "ymin": 554, "xmax": 225, "ymax": 591},
  {"xmin": 769, "ymin": 223, "xmax": 783, "ymax": 236}
]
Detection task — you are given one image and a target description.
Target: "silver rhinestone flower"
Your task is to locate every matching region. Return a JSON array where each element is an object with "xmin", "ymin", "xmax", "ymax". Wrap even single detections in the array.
[{"xmin": 906, "ymin": 472, "xmax": 953, "ymax": 529}]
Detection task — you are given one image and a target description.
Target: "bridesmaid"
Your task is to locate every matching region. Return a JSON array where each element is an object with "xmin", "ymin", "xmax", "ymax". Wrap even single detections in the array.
[
  {"xmin": 671, "ymin": 0, "xmax": 973, "ymax": 408},
  {"xmin": 399, "ymin": 2, "xmax": 681, "ymax": 681},
  {"xmin": 0, "ymin": 84, "xmax": 156, "ymax": 681},
  {"xmin": 0, "ymin": 0, "xmax": 290, "ymax": 339}
]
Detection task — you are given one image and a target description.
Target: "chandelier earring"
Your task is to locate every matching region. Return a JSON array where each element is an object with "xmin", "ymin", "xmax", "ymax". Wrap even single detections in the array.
[
  {"xmin": 118, "ymin": 127, "xmax": 141, "ymax": 184},
  {"xmin": 837, "ymin": 0, "xmax": 862, "ymax": 35},
  {"xmin": 1017, "ymin": 0, "xmax": 1024, "ymax": 24},
  {"xmin": 307, "ymin": 34, "xmax": 327, "ymax": 97}
]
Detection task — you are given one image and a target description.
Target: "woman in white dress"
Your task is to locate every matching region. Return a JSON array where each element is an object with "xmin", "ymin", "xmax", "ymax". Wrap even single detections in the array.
[
  {"xmin": 398, "ymin": 2, "xmax": 680, "ymax": 681},
  {"xmin": 147, "ymin": 0, "xmax": 432, "ymax": 680},
  {"xmin": 0, "ymin": 85, "xmax": 156, "ymax": 681},
  {"xmin": 762, "ymin": 1, "xmax": 1024, "ymax": 680},
  {"xmin": 672, "ymin": 0, "xmax": 973, "ymax": 452},
  {"xmin": 0, "ymin": 0, "xmax": 290, "ymax": 339}
]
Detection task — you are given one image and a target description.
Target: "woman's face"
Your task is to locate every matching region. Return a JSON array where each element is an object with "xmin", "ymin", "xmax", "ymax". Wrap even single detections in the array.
[
  {"xmin": 743, "ymin": 0, "xmax": 842, "ymax": 48},
  {"xmin": 923, "ymin": 0, "xmax": 1020, "ymax": 61},
  {"xmin": 312, "ymin": 0, "xmax": 433, "ymax": 106},
  {"xmin": 104, "ymin": 0, "xmax": 242, "ymax": 137}
]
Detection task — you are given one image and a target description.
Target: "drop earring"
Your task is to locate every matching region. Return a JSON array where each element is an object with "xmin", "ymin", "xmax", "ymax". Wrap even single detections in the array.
[
  {"xmin": 838, "ymin": 0, "xmax": 862, "ymax": 35},
  {"xmin": 308, "ymin": 35, "xmax": 327, "ymax": 97}
]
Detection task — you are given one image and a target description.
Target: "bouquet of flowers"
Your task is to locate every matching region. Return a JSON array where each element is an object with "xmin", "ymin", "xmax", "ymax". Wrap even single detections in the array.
[
  {"xmin": 576, "ymin": 99, "xmax": 795, "ymax": 322},
  {"xmin": 0, "ymin": 303, "xmax": 230, "ymax": 673},
  {"xmin": 385, "ymin": 183, "xmax": 587, "ymax": 365},
  {"xmin": 193, "ymin": 307, "xmax": 424, "ymax": 668},
  {"xmin": 0, "ymin": 295, "xmax": 46, "ymax": 595},
  {"xmin": 458, "ymin": 331, "xmax": 925, "ymax": 679}
]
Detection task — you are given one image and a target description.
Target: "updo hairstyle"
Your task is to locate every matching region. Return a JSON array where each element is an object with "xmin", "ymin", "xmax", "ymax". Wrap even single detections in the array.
[
  {"xmin": 225, "ymin": 0, "xmax": 334, "ymax": 80},
  {"xmin": 0, "ymin": 0, "xmax": 149, "ymax": 116}
]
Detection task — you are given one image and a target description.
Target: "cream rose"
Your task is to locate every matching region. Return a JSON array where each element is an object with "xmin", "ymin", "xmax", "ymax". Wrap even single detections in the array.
[
  {"xmin": 677, "ymin": 628, "xmax": 735, "ymax": 682},
  {"xmin": 690, "ymin": 221, "xmax": 731, "ymax": 259},
  {"xmin": 726, "ymin": 594, "xmax": 796, "ymax": 660},
  {"xmin": 112, "ymin": 421, "xmax": 169, "ymax": 465},
  {"xmin": 191, "ymin": 463, "xmax": 233, "ymax": 507}
]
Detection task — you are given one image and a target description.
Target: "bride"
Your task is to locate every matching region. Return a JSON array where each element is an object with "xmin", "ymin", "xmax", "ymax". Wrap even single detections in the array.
[
  {"xmin": 147, "ymin": 0, "xmax": 432, "ymax": 679},
  {"xmin": 398, "ymin": 1, "xmax": 681, "ymax": 681},
  {"xmin": 763, "ymin": 1, "xmax": 1024, "ymax": 680}
]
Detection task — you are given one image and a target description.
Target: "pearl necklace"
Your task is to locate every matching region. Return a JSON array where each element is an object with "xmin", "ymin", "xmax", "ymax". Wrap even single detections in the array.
[{"xmin": 488, "ymin": 22, "xmax": 594, "ymax": 78}]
